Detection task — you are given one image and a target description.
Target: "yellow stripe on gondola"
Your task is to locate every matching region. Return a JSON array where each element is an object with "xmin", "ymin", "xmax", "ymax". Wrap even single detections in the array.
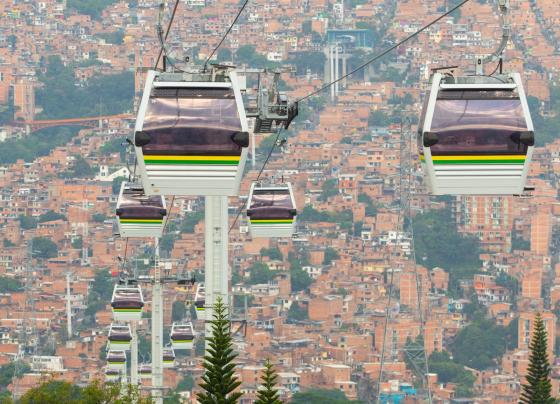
[
  {"xmin": 144, "ymin": 155, "xmax": 240, "ymax": 161},
  {"xmin": 432, "ymin": 155, "xmax": 526, "ymax": 161}
]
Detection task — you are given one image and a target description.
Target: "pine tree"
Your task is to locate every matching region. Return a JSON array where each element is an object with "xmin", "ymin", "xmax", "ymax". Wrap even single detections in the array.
[
  {"xmin": 520, "ymin": 313, "xmax": 555, "ymax": 404},
  {"xmin": 198, "ymin": 297, "xmax": 242, "ymax": 404},
  {"xmin": 255, "ymin": 359, "xmax": 282, "ymax": 404}
]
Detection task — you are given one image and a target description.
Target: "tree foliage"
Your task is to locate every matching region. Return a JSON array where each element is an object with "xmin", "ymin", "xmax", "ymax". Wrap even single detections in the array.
[
  {"xmin": 428, "ymin": 351, "xmax": 475, "ymax": 397},
  {"xmin": 32, "ymin": 237, "xmax": 59, "ymax": 259},
  {"xmin": 520, "ymin": 313, "xmax": 555, "ymax": 404},
  {"xmin": 18, "ymin": 215, "xmax": 38, "ymax": 230},
  {"xmin": 0, "ymin": 277, "xmax": 22, "ymax": 293},
  {"xmin": 290, "ymin": 389, "xmax": 361, "ymax": 404},
  {"xmin": 449, "ymin": 315, "xmax": 516, "ymax": 370},
  {"xmin": 323, "ymin": 247, "xmax": 340, "ymax": 265},
  {"xmin": 287, "ymin": 302, "xmax": 308, "ymax": 322},
  {"xmin": 260, "ymin": 248, "xmax": 283, "ymax": 261},
  {"xmin": 38, "ymin": 210, "xmax": 67, "ymax": 223},
  {"xmin": 67, "ymin": 0, "xmax": 120, "ymax": 20},
  {"xmin": 181, "ymin": 211, "xmax": 204, "ymax": 233},
  {"xmin": 0, "ymin": 361, "xmax": 30, "ymax": 390},
  {"xmin": 247, "ymin": 262, "xmax": 273, "ymax": 285},
  {"xmin": 36, "ymin": 56, "xmax": 133, "ymax": 120},
  {"xmin": 198, "ymin": 297, "xmax": 242, "ymax": 404},
  {"xmin": 255, "ymin": 359, "xmax": 282, "ymax": 404},
  {"xmin": 413, "ymin": 208, "xmax": 481, "ymax": 294},
  {"xmin": 172, "ymin": 300, "xmax": 187, "ymax": 322},
  {"xmin": 18, "ymin": 380, "xmax": 152, "ymax": 403}
]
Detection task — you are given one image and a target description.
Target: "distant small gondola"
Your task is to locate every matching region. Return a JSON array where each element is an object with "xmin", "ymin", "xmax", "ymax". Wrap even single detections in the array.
[
  {"xmin": 194, "ymin": 283, "xmax": 205, "ymax": 321},
  {"xmin": 418, "ymin": 72, "xmax": 534, "ymax": 195},
  {"xmin": 139, "ymin": 363, "xmax": 152, "ymax": 379},
  {"xmin": 246, "ymin": 182, "xmax": 297, "ymax": 238},
  {"xmin": 134, "ymin": 69, "xmax": 249, "ymax": 196},
  {"xmin": 170, "ymin": 322, "xmax": 194, "ymax": 350},
  {"xmin": 108, "ymin": 323, "xmax": 132, "ymax": 351},
  {"xmin": 106, "ymin": 350, "xmax": 127, "ymax": 371},
  {"xmin": 116, "ymin": 182, "xmax": 167, "ymax": 238},
  {"xmin": 111, "ymin": 285, "xmax": 144, "ymax": 321},
  {"xmin": 104, "ymin": 367, "xmax": 122, "ymax": 382},
  {"xmin": 162, "ymin": 347, "xmax": 176, "ymax": 367}
]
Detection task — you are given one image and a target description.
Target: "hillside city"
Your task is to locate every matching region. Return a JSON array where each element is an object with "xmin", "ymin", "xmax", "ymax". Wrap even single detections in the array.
[{"xmin": 1, "ymin": 0, "xmax": 560, "ymax": 402}]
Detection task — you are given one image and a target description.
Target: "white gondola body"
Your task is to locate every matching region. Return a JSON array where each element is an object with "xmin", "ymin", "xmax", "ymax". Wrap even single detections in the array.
[
  {"xmin": 419, "ymin": 73, "xmax": 534, "ymax": 195},
  {"xmin": 162, "ymin": 348, "xmax": 176, "ymax": 368},
  {"xmin": 170, "ymin": 322, "xmax": 194, "ymax": 350},
  {"xmin": 108, "ymin": 323, "xmax": 132, "ymax": 351},
  {"xmin": 111, "ymin": 285, "xmax": 144, "ymax": 322},
  {"xmin": 194, "ymin": 283, "xmax": 205, "ymax": 321},
  {"xmin": 247, "ymin": 182, "xmax": 297, "ymax": 238},
  {"xmin": 139, "ymin": 364, "xmax": 152, "ymax": 379},
  {"xmin": 106, "ymin": 351, "xmax": 127, "ymax": 371},
  {"xmin": 116, "ymin": 182, "xmax": 167, "ymax": 238},
  {"xmin": 104, "ymin": 368, "xmax": 122, "ymax": 382},
  {"xmin": 134, "ymin": 70, "xmax": 249, "ymax": 196}
]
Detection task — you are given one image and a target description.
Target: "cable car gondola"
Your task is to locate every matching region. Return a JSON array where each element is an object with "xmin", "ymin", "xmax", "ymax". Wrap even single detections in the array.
[
  {"xmin": 418, "ymin": 72, "xmax": 534, "ymax": 195},
  {"xmin": 194, "ymin": 283, "xmax": 205, "ymax": 321},
  {"xmin": 111, "ymin": 285, "xmax": 145, "ymax": 321},
  {"xmin": 106, "ymin": 350, "xmax": 127, "ymax": 371},
  {"xmin": 162, "ymin": 347, "xmax": 176, "ymax": 367},
  {"xmin": 139, "ymin": 363, "xmax": 152, "ymax": 379},
  {"xmin": 108, "ymin": 323, "xmax": 132, "ymax": 351},
  {"xmin": 104, "ymin": 367, "xmax": 122, "ymax": 382},
  {"xmin": 246, "ymin": 182, "xmax": 297, "ymax": 238},
  {"xmin": 115, "ymin": 182, "xmax": 167, "ymax": 238},
  {"xmin": 134, "ymin": 69, "xmax": 250, "ymax": 196},
  {"xmin": 170, "ymin": 322, "xmax": 194, "ymax": 350}
]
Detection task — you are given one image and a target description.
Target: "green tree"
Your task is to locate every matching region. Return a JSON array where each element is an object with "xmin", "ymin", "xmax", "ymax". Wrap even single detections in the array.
[
  {"xmin": 177, "ymin": 374, "xmax": 195, "ymax": 391},
  {"xmin": 427, "ymin": 351, "xmax": 475, "ymax": 396},
  {"xmin": 0, "ymin": 361, "xmax": 30, "ymax": 390},
  {"xmin": 248, "ymin": 262, "xmax": 273, "ymax": 285},
  {"xmin": 18, "ymin": 215, "xmax": 38, "ymax": 230},
  {"xmin": 323, "ymin": 247, "xmax": 340, "ymax": 265},
  {"xmin": 32, "ymin": 237, "xmax": 58, "ymax": 259},
  {"xmin": 92, "ymin": 213, "xmax": 107, "ymax": 223},
  {"xmin": 112, "ymin": 176, "xmax": 126, "ymax": 194},
  {"xmin": 72, "ymin": 156, "xmax": 94, "ymax": 178},
  {"xmin": 520, "ymin": 313, "xmax": 555, "ymax": 404},
  {"xmin": 291, "ymin": 389, "xmax": 361, "ymax": 403},
  {"xmin": 290, "ymin": 267, "xmax": 313, "ymax": 292},
  {"xmin": 38, "ymin": 210, "xmax": 67, "ymax": 223},
  {"xmin": 181, "ymin": 211, "xmax": 204, "ymax": 233},
  {"xmin": 172, "ymin": 300, "xmax": 187, "ymax": 322},
  {"xmin": 255, "ymin": 359, "xmax": 282, "ymax": 404},
  {"xmin": 287, "ymin": 302, "xmax": 308, "ymax": 322},
  {"xmin": 260, "ymin": 248, "xmax": 283, "ymax": 261},
  {"xmin": 0, "ymin": 277, "xmax": 22, "ymax": 293},
  {"xmin": 198, "ymin": 297, "xmax": 242, "ymax": 404},
  {"xmin": 319, "ymin": 178, "xmax": 338, "ymax": 201}
]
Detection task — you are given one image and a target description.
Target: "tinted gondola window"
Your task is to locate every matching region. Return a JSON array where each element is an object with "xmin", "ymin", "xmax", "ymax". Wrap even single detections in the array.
[
  {"xmin": 249, "ymin": 189, "xmax": 294, "ymax": 219},
  {"xmin": 430, "ymin": 97, "xmax": 529, "ymax": 155},
  {"xmin": 119, "ymin": 189, "xmax": 165, "ymax": 218},
  {"xmin": 142, "ymin": 87, "xmax": 242, "ymax": 156}
]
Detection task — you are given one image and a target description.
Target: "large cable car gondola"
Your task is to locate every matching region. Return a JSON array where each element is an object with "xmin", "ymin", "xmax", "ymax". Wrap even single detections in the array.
[
  {"xmin": 170, "ymin": 322, "xmax": 194, "ymax": 350},
  {"xmin": 246, "ymin": 182, "xmax": 297, "ymax": 238},
  {"xmin": 108, "ymin": 323, "xmax": 132, "ymax": 351},
  {"xmin": 194, "ymin": 283, "xmax": 205, "ymax": 320},
  {"xmin": 111, "ymin": 284, "xmax": 145, "ymax": 321},
  {"xmin": 162, "ymin": 347, "xmax": 176, "ymax": 367},
  {"xmin": 134, "ymin": 69, "xmax": 250, "ymax": 196},
  {"xmin": 418, "ymin": 72, "xmax": 534, "ymax": 195},
  {"xmin": 115, "ymin": 182, "xmax": 167, "ymax": 238},
  {"xmin": 106, "ymin": 350, "xmax": 127, "ymax": 371}
]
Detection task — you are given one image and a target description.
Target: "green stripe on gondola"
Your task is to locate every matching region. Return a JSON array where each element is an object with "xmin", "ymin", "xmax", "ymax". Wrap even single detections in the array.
[
  {"xmin": 144, "ymin": 155, "xmax": 240, "ymax": 165},
  {"xmin": 145, "ymin": 160, "xmax": 239, "ymax": 165},
  {"xmin": 196, "ymin": 307, "xmax": 205, "ymax": 311},
  {"xmin": 172, "ymin": 340, "xmax": 193, "ymax": 343},
  {"xmin": 120, "ymin": 219, "xmax": 163, "ymax": 224},
  {"xmin": 250, "ymin": 220, "xmax": 294, "ymax": 224},
  {"xmin": 432, "ymin": 159, "xmax": 525, "ymax": 165},
  {"xmin": 113, "ymin": 308, "xmax": 142, "ymax": 312},
  {"xmin": 109, "ymin": 340, "xmax": 131, "ymax": 344}
]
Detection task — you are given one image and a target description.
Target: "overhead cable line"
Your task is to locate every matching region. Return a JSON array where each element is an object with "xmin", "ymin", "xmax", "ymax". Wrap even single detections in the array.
[
  {"xmin": 296, "ymin": 0, "xmax": 472, "ymax": 103},
  {"xmin": 154, "ymin": 0, "xmax": 181, "ymax": 70},
  {"xmin": 203, "ymin": 0, "xmax": 250, "ymax": 70}
]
